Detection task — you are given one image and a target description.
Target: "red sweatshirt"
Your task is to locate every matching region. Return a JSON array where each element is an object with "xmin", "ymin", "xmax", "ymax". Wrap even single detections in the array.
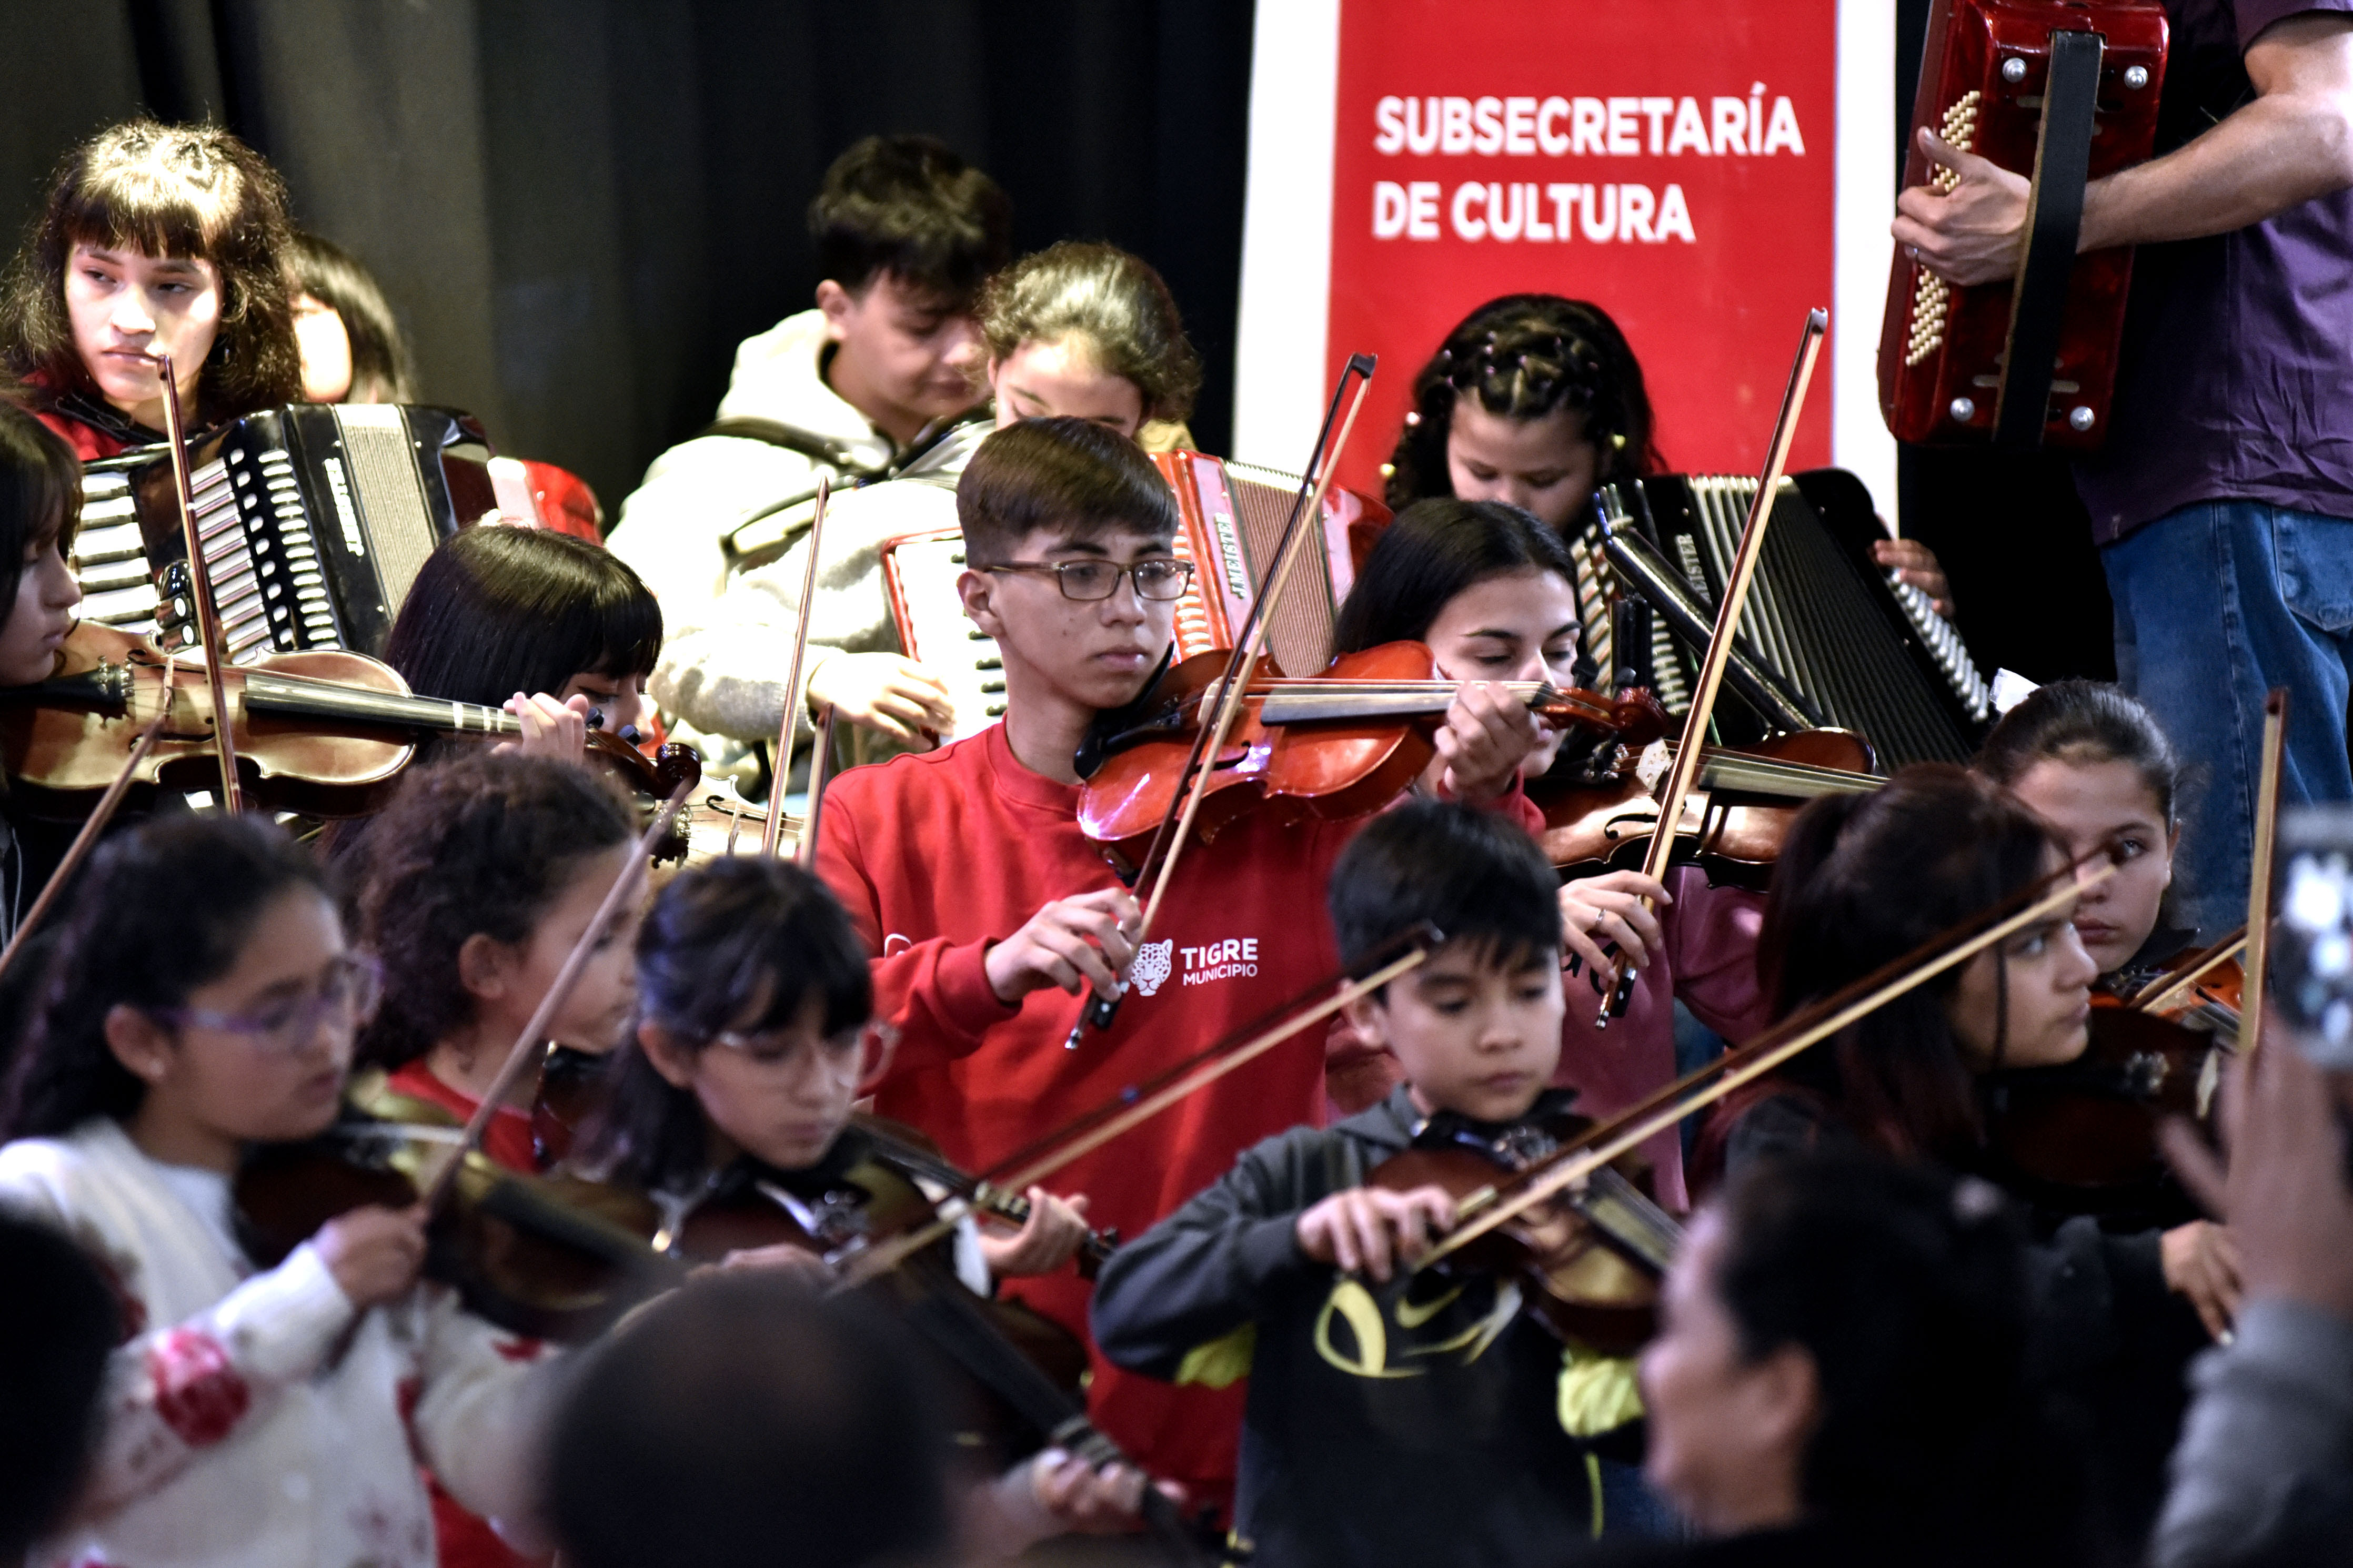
[{"xmin": 817, "ymin": 724, "xmax": 1539, "ymax": 1502}]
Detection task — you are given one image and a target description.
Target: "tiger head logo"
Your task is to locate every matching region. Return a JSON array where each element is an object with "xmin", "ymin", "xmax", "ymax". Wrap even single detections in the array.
[{"xmin": 1130, "ymin": 939, "xmax": 1175, "ymax": 998}]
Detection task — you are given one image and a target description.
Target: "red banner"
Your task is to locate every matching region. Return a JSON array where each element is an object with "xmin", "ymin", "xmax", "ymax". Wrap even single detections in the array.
[{"xmin": 1324, "ymin": 0, "xmax": 1842, "ymax": 499}]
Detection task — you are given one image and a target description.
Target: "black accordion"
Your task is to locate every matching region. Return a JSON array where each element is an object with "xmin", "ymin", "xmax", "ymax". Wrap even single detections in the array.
[
  {"xmin": 1588, "ymin": 469, "xmax": 1992, "ymax": 767},
  {"xmin": 76, "ymin": 404, "xmax": 496, "ymax": 660}
]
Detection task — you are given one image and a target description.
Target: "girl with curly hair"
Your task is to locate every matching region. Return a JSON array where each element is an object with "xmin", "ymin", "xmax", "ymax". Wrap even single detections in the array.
[
  {"xmin": 1, "ymin": 120, "xmax": 302, "ymax": 460},
  {"xmin": 0, "ymin": 813, "xmax": 558, "ymax": 1568}
]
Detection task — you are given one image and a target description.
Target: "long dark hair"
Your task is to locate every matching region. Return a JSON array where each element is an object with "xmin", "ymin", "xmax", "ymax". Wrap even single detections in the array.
[
  {"xmin": 353, "ymin": 752, "xmax": 635, "ymax": 1071},
  {"xmin": 0, "ymin": 403, "xmax": 83, "ymax": 628},
  {"xmin": 288, "ymin": 230, "xmax": 414, "ymax": 403},
  {"xmin": 2, "ymin": 815, "xmax": 326, "ymax": 1139},
  {"xmin": 1754, "ymin": 765, "xmax": 2065, "ymax": 1164},
  {"xmin": 1332, "ymin": 495, "xmax": 1587, "ymax": 680},
  {"xmin": 383, "ymin": 527, "xmax": 661, "ymax": 710},
  {"xmin": 0, "ymin": 120, "xmax": 302, "ymax": 428},
  {"xmin": 1711, "ymin": 1152, "xmax": 2095, "ymax": 1566},
  {"xmin": 980, "ymin": 241, "xmax": 1200, "ymax": 423},
  {"xmin": 1383, "ymin": 294, "xmax": 1659, "ymax": 514},
  {"xmin": 575, "ymin": 858, "xmax": 873, "ymax": 1194}
]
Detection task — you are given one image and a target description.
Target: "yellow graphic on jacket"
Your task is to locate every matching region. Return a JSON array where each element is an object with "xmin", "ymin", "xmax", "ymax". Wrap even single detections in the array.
[{"xmin": 1312, "ymin": 1274, "xmax": 1523, "ymax": 1379}]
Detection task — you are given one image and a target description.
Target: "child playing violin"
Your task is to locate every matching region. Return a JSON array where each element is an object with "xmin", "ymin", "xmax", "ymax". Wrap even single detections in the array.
[
  {"xmin": 1975, "ymin": 679, "xmax": 2196, "ymax": 977},
  {"xmin": 568, "ymin": 855, "xmax": 1144, "ymax": 1551},
  {"xmin": 1091, "ymin": 800, "xmax": 1636, "ymax": 1567},
  {"xmin": 346, "ymin": 750, "xmax": 666, "ymax": 1568},
  {"xmin": 0, "ymin": 813, "xmax": 559, "ymax": 1568},
  {"xmin": 1688, "ymin": 765, "xmax": 2230, "ymax": 1560},
  {"xmin": 1, "ymin": 120, "xmax": 303, "ymax": 459},
  {"xmin": 812, "ymin": 415, "xmax": 1553, "ymax": 1506},
  {"xmin": 1331, "ymin": 498, "xmax": 1772, "ymax": 1206},
  {"xmin": 0, "ymin": 407, "xmax": 91, "ymax": 942}
]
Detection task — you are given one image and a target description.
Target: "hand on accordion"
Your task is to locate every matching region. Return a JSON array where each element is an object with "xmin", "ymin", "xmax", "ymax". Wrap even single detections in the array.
[
  {"xmin": 1893, "ymin": 126, "xmax": 2032, "ymax": 288},
  {"xmin": 806, "ymin": 651, "xmax": 956, "ymax": 746}
]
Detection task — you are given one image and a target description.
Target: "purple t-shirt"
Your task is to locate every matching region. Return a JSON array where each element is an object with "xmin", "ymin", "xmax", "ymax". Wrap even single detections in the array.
[{"xmin": 2074, "ymin": 0, "xmax": 2353, "ymax": 543}]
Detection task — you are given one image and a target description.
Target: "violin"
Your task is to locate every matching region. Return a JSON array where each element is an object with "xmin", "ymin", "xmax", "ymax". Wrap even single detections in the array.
[
  {"xmin": 0, "ymin": 620, "xmax": 700, "ymax": 824},
  {"xmin": 1075, "ymin": 640, "xmax": 1671, "ymax": 855},
  {"xmin": 1982, "ymin": 1006, "xmax": 2223, "ymax": 1220},
  {"xmin": 235, "ymin": 1106, "xmax": 684, "ymax": 1341},
  {"xmin": 854, "ymin": 1114, "xmax": 1120, "ymax": 1279},
  {"xmin": 1365, "ymin": 1102, "xmax": 1680, "ymax": 1356},
  {"xmin": 1532, "ymin": 727, "xmax": 1879, "ymax": 889},
  {"xmin": 2115, "ymin": 928, "xmax": 2246, "ymax": 1036}
]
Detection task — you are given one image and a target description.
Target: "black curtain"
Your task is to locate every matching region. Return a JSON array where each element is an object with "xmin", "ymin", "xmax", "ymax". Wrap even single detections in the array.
[
  {"xmin": 0, "ymin": 0, "xmax": 1255, "ymax": 514},
  {"xmin": 1892, "ymin": 0, "xmax": 2116, "ymax": 686}
]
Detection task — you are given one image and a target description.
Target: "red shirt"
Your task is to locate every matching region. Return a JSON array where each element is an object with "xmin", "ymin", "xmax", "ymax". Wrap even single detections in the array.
[
  {"xmin": 816, "ymin": 723, "xmax": 1540, "ymax": 1499},
  {"xmin": 381, "ymin": 1061, "xmax": 547, "ymax": 1568}
]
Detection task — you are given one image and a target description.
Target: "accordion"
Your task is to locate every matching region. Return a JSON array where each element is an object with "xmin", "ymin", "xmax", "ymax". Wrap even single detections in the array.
[
  {"xmin": 1878, "ymin": 0, "xmax": 2168, "ymax": 449},
  {"xmin": 76, "ymin": 404, "xmax": 496, "ymax": 660},
  {"xmin": 879, "ymin": 451, "xmax": 1386, "ymax": 742},
  {"xmin": 1593, "ymin": 470, "xmax": 1992, "ymax": 768}
]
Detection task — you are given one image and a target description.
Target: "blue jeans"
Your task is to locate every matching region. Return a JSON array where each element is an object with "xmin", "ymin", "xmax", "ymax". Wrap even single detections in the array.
[{"xmin": 2103, "ymin": 500, "xmax": 2353, "ymax": 940}]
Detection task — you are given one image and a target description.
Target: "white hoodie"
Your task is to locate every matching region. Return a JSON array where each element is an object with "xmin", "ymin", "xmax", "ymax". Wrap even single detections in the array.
[{"xmin": 0, "ymin": 1119, "xmax": 560, "ymax": 1568}]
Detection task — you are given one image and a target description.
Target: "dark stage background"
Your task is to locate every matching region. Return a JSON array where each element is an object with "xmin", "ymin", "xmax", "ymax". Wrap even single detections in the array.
[
  {"xmin": 2, "ymin": 1, "xmax": 2111, "ymax": 688},
  {"xmin": 0, "ymin": 0, "xmax": 1254, "ymax": 518}
]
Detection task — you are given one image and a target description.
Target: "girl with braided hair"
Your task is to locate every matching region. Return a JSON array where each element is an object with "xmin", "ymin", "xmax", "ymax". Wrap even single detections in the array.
[{"xmin": 1382, "ymin": 294, "xmax": 1661, "ymax": 532}]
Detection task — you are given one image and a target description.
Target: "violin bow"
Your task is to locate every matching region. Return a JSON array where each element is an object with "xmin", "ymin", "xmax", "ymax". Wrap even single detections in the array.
[
  {"xmin": 1424, "ymin": 846, "xmax": 2117, "ymax": 1271},
  {"xmin": 2127, "ymin": 927, "xmax": 2248, "ymax": 1016},
  {"xmin": 762, "ymin": 473, "xmax": 831, "ymax": 857},
  {"xmin": 0, "ymin": 702, "xmax": 171, "ymax": 988},
  {"xmin": 419, "ymin": 778, "xmax": 693, "ymax": 1211},
  {"xmin": 2238, "ymin": 688, "xmax": 2288, "ymax": 1058},
  {"xmin": 843, "ymin": 922, "xmax": 1439, "ymax": 1287},
  {"xmin": 1599, "ymin": 307, "xmax": 1827, "ymax": 1027},
  {"xmin": 797, "ymin": 704, "xmax": 839, "ymax": 868},
  {"xmin": 154, "ymin": 352, "xmax": 245, "ymax": 812},
  {"xmin": 1061, "ymin": 351, "xmax": 1379, "ymax": 1050}
]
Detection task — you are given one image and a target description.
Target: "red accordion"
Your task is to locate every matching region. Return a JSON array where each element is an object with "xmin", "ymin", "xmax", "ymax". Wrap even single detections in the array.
[{"xmin": 1877, "ymin": 0, "xmax": 2168, "ymax": 450}]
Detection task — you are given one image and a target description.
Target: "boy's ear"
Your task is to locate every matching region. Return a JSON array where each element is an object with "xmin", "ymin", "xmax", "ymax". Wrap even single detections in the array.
[
  {"xmin": 959, "ymin": 568, "xmax": 1008, "ymax": 641},
  {"xmin": 815, "ymin": 278, "xmax": 856, "ymax": 340},
  {"xmin": 635, "ymin": 1021, "xmax": 700, "ymax": 1090},
  {"xmin": 456, "ymin": 933, "xmax": 515, "ymax": 1005},
  {"xmin": 103, "ymin": 1003, "xmax": 174, "ymax": 1086},
  {"xmin": 1340, "ymin": 990, "xmax": 1390, "ymax": 1051}
]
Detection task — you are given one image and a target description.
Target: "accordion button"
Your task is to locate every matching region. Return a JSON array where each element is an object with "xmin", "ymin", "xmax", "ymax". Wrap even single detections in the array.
[
  {"xmin": 2001, "ymin": 56, "xmax": 2026, "ymax": 84},
  {"xmin": 1949, "ymin": 397, "xmax": 1977, "ymax": 423},
  {"xmin": 2124, "ymin": 65, "xmax": 2149, "ymax": 90},
  {"xmin": 2068, "ymin": 406, "xmax": 2097, "ymax": 432}
]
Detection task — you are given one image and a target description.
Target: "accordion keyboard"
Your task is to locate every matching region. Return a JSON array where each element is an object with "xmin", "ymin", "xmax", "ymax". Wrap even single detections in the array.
[
  {"xmin": 880, "ymin": 530, "xmax": 1007, "ymax": 742},
  {"xmin": 177, "ymin": 445, "xmax": 339, "ymax": 662},
  {"xmin": 1606, "ymin": 471, "xmax": 1991, "ymax": 768},
  {"xmin": 72, "ymin": 469, "xmax": 159, "ymax": 637}
]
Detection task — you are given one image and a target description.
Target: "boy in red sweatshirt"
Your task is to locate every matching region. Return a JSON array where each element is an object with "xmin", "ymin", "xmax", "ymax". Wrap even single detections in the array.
[{"xmin": 815, "ymin": 415, "xmax": 1549, "ymax": 1508}]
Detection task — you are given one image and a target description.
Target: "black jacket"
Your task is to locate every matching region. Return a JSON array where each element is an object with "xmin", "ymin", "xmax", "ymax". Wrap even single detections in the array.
[{"xmin": 1090, "ymin": 1086, "xmax": 1600, "ymax": 1568}]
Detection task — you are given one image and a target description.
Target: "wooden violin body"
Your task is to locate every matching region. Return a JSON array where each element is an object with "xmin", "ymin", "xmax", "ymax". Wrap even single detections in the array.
[
  {"xmin": 1534, "ymin": 727, "xmax": 1878, "ymax": 889},
  {"xmin": 1079, "ymin": 641, "xmax": 1671, "ymax": 853},
  {"xmin": 1368, "ymin": 1108, "xmax": 1681, "ymax": 1356},
  {"xmin": 0, "ymin": 621, "xmax": 699, "ymax": 822},
  {"xmin": 1983, "ymin": 1005, "xmax": 2222, "ymax": 1218},
  {"xmin": 235, "ymin": 1109, "xmax": 680, "ymax": 1342}
]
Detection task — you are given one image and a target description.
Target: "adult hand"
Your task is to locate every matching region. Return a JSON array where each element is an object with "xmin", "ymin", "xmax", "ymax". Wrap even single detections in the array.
[
  {"xmin": 1891, "ymin": 127, "xmax": 2032, "ymax": 287},
  {"xmin": 315, "ymin": 1203, "xmax": 429, "ymax": 1310},
  {"xmin": 1560, "ymin": 869, "xmax": 1672, "ymax": 988},
  {"xmin": 1433, "ymin": 681, "xmax": 1551, "ymax": 804},
  {"xmin": 2164, "ymin": 1033, "xmax": 2353, "ymax": 1326},
  {"xmin": 983, "ymin": 889, "xmax": 1141, "ymax": 1004},
  {"xmin": 1295, "ymin": 1183, "xmax": 1458, "ymax": 1283},
  {"xmin": 1027, "ymin": 1448, "xmax": 1183, "ymax": 1534},
  {"xmin": 979, "ymin": 1187, "xmax": 1092, "ymax": 1278},
  {"xmin": 806, "ymin": 652, "xmax": 956, "ymax": 745},
  {"xmin": 498, "ymin": 691, "xmax": 591, "ymax": 765},
  {"xmin": 1871, "ymin": 536, "xmax": 1958, "ymax": 621}
]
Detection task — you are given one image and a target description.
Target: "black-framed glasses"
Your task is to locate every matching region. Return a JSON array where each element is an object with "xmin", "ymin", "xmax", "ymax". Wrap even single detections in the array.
[
  {"xmin": 710, "ymin": 1018, "xmax": 900, "ymax": 1090},
  {"xmin": 154, "ymin": 953, "xmax": 383, "ymax": 1056},
  {"xmin": 977, "ymin": 558, "xmax": 1195, "ymax": 602}
]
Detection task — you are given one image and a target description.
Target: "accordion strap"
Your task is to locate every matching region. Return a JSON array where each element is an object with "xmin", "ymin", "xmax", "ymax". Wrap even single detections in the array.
[{"xmin": 1994, "ymin": 28, "xmax": 2103, "ymax": 447}]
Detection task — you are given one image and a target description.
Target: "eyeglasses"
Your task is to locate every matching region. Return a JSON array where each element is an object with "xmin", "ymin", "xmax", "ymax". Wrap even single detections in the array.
[
  {"xmin": 977, "ymin": 558, "xmax": 1195, "ymax": 602},
  {"xmin": 155, "ymin": 953, "xmax": 383, "ymax": 1055},
  {"xmin": 710, "ymin": 1019, "xmax": 900, "ymax": 1088}
]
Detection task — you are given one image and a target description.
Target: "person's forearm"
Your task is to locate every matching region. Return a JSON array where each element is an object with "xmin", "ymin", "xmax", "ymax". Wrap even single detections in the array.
[{"xmin": 2083, "ymin": 89, "xmax": 2353, "ymax": 250}]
